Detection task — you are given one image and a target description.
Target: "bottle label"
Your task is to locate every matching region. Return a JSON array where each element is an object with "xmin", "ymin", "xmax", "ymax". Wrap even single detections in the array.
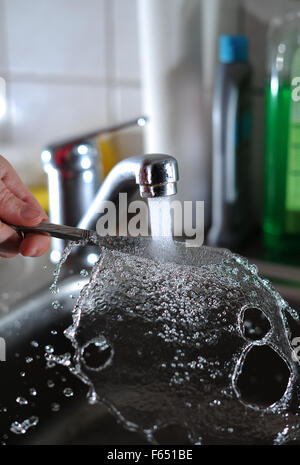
[
  {"xmin": 286, "ymin": 121, "xmax": 300, "ymax": 212},
  {"xmin": 286, "ymin": 48, "xmax": 300, "ymax": 222}
]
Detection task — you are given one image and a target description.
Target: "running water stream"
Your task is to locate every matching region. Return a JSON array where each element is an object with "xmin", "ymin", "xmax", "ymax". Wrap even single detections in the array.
[{"xmin": 148, "ymin": 197, "xmax": 173, "ymax": 240}]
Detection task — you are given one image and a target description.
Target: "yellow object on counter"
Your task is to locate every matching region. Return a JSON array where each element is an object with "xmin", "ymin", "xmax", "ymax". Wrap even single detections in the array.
[
  {"xmin": 28, "ymin": 185, "xmax": 49, "ymax": 214},
  {"xmin": 98, "ymin": 135, "xmax": 119, "ymax": 178}
]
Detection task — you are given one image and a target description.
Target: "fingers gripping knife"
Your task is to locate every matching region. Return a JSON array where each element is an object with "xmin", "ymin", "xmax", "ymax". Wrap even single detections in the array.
[{"xmin": 7, "ymin": 154, "xmax": 179, "ymax": 250}]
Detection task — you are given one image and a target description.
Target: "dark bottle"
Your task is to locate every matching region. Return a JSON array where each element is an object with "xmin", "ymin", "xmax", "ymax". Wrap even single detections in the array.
[{"xmin": 208, "ymin": 35, "xmax": 252, "ymax": 250}]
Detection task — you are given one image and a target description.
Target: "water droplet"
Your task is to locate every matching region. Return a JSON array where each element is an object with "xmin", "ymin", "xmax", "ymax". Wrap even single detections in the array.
[
  {"xmin": 29, "ymin": 388, "xmax": 37, "ymax": 397},
  {"xmin": 51, "ymin": 300, "xmax": 60, "ymax": 310},
  {"xmin": 46, "ymin": 360, "xmax": 56, "ymax": 369},
  {"xmin": 50, "ymin": 403, "xmax": 60, "ymax": 412},
  {"xmin": 45, "ymin": 345, "xmax": 54, "ymax": 354},
  {"xmin": 50, "ymin": 283, "xmax": 57, "ymax": 294},
  {"xmin": 80, "ymin": 269, "xmax": 89, "ymax": 277},
  {"xmin": 63, "ymin": 387, "xmax": 73, "ymax": 397},
  {"xmin": 16, "ymin": 397, "xmax": 28, "ymax": 405},
  {"xmin": 82, "ymin": 337, "xmax": 113, "ymax": 371},
  {"xmin": 87, "ymin": 390, "xmax": 97, "ymax": 405}
]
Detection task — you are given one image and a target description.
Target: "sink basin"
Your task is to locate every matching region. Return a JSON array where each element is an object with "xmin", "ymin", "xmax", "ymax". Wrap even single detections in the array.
[
  {"xmin": 0, "ymin": 271, "xmax": 148, "ymax": 445},
  {"xmin": 0, "ymin": 245, "xmax": 299, "ymax": 445},
  {"xmin": 0, "ymin": 253, "xmax": 53, "ymax": 316}
]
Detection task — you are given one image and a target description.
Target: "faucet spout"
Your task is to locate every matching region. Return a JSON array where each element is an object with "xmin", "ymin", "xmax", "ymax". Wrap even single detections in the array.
[{"xmin": 78, "ymin": 154, "xmax": 179, "ymax": 230}]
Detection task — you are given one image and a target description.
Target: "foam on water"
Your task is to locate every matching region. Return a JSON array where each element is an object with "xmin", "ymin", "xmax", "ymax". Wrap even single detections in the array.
[{"xmin": 46, "ymin": 236, "xmax": 300, "ymax": 444}]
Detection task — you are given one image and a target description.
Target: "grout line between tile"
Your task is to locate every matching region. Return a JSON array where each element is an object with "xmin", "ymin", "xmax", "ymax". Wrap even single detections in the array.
[
  {"xmin": 0, "ymin": 69, "xmax": 141, "ymax": 88},
  {"xmin": 104, "ymin": 0, "xmax": 116, "ymax": 122}
]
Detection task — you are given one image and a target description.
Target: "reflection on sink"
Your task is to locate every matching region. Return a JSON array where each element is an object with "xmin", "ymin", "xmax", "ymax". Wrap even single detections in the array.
[
  {"xmin": 0, "ymin": 270, "xmax": 146, "ymax": 445},
  {"xmin": 0, "ymin": 253, "xmax": 53, "ymax": 316}
]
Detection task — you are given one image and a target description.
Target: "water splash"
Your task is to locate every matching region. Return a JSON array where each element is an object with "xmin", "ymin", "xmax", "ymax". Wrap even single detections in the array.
[
  {"xmin": 50, "ymin": 237, "xmax": 300, "ymax": 445},
  {"xmin": 50, "ymin": 239, "xmax": 86, "ymax": 294},
  {"xmin": 10, "ymin": 416, "xmax": 39, "ymax": 435}
]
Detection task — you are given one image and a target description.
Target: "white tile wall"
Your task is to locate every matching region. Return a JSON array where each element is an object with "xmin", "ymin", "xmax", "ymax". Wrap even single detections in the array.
[
  {"xmin": 8, "ymin": 81, "xmax": 108, "ymax": 144},
  {"xmin": 113, "ymin": 0, "xmax": 141, "ymax": 82},
  {"xmin": 2, "ymin": 0, "xmax": 107, "ymax": 79},
  {"xmin": 0, "ymin": 0, "xmax": 299, "ymax": 194},
  {"xmin": 0, "ymin": 0, "xmax": 142, "ymax": 184},
  {"xmin": 0, "ymin": 1, "xmax": 8, "ymax": 72},
  {"xmin": 113, "ymin": 86, "xmax": 142, "ymax": 121}
]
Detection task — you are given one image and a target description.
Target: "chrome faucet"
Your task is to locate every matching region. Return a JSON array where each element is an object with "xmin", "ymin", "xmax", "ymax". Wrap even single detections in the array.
[
  {"xmin": 78, "ymin": 154, "xmax": 179, "ymax": 230},
  {"xmin": 41, "ymin": 117, "xmax": 147, "ymax": 260},
  {"xmin": 41, "ymin": 119, "xmax": 178, "ymax": 263},
  {"xmin": 41, "ymin": 117, "xmax": 148, "ymax": 227}
]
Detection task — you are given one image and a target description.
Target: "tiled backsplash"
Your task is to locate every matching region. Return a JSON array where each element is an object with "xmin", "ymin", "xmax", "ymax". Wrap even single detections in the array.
[
  {"xmin": 0, "ymin": 0, "xmax": 300, "ymax": 188},
  {"xmin": 0, "ymin": 0, "xmax": 142, "ymax": 184}
]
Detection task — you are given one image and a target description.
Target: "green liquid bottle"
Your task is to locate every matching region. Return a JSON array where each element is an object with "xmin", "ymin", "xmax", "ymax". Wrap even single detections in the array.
[{"xmin": 263, "ymin": 15, "xmax": 300, "ymax": 259}]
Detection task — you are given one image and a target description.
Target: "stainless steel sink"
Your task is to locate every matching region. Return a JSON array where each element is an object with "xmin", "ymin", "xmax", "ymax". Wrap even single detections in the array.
[
  {"xmin": 0, "ymin": 255, "xmax": 148, "ymax": 445},
  {"xmin": 0, "ymin": 251, "xmax": 300, "ymax": 445}
]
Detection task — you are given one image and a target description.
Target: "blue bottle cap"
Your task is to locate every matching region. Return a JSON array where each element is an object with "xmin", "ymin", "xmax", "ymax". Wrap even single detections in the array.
[{"xmin": 219, "ymin": 35, "xmax": 249, "ymax": 63}]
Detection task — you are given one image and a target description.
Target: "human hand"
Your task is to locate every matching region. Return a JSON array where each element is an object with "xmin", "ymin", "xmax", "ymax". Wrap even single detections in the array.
[{"xmin": 0, "ymin": 155, "xmax": 50, "ymax": 258}]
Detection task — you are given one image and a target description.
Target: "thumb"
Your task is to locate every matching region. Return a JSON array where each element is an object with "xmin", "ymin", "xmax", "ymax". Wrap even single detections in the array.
[{"xmin": 0, "ymin": 185, "xmax": 44, "ymax": 226}]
